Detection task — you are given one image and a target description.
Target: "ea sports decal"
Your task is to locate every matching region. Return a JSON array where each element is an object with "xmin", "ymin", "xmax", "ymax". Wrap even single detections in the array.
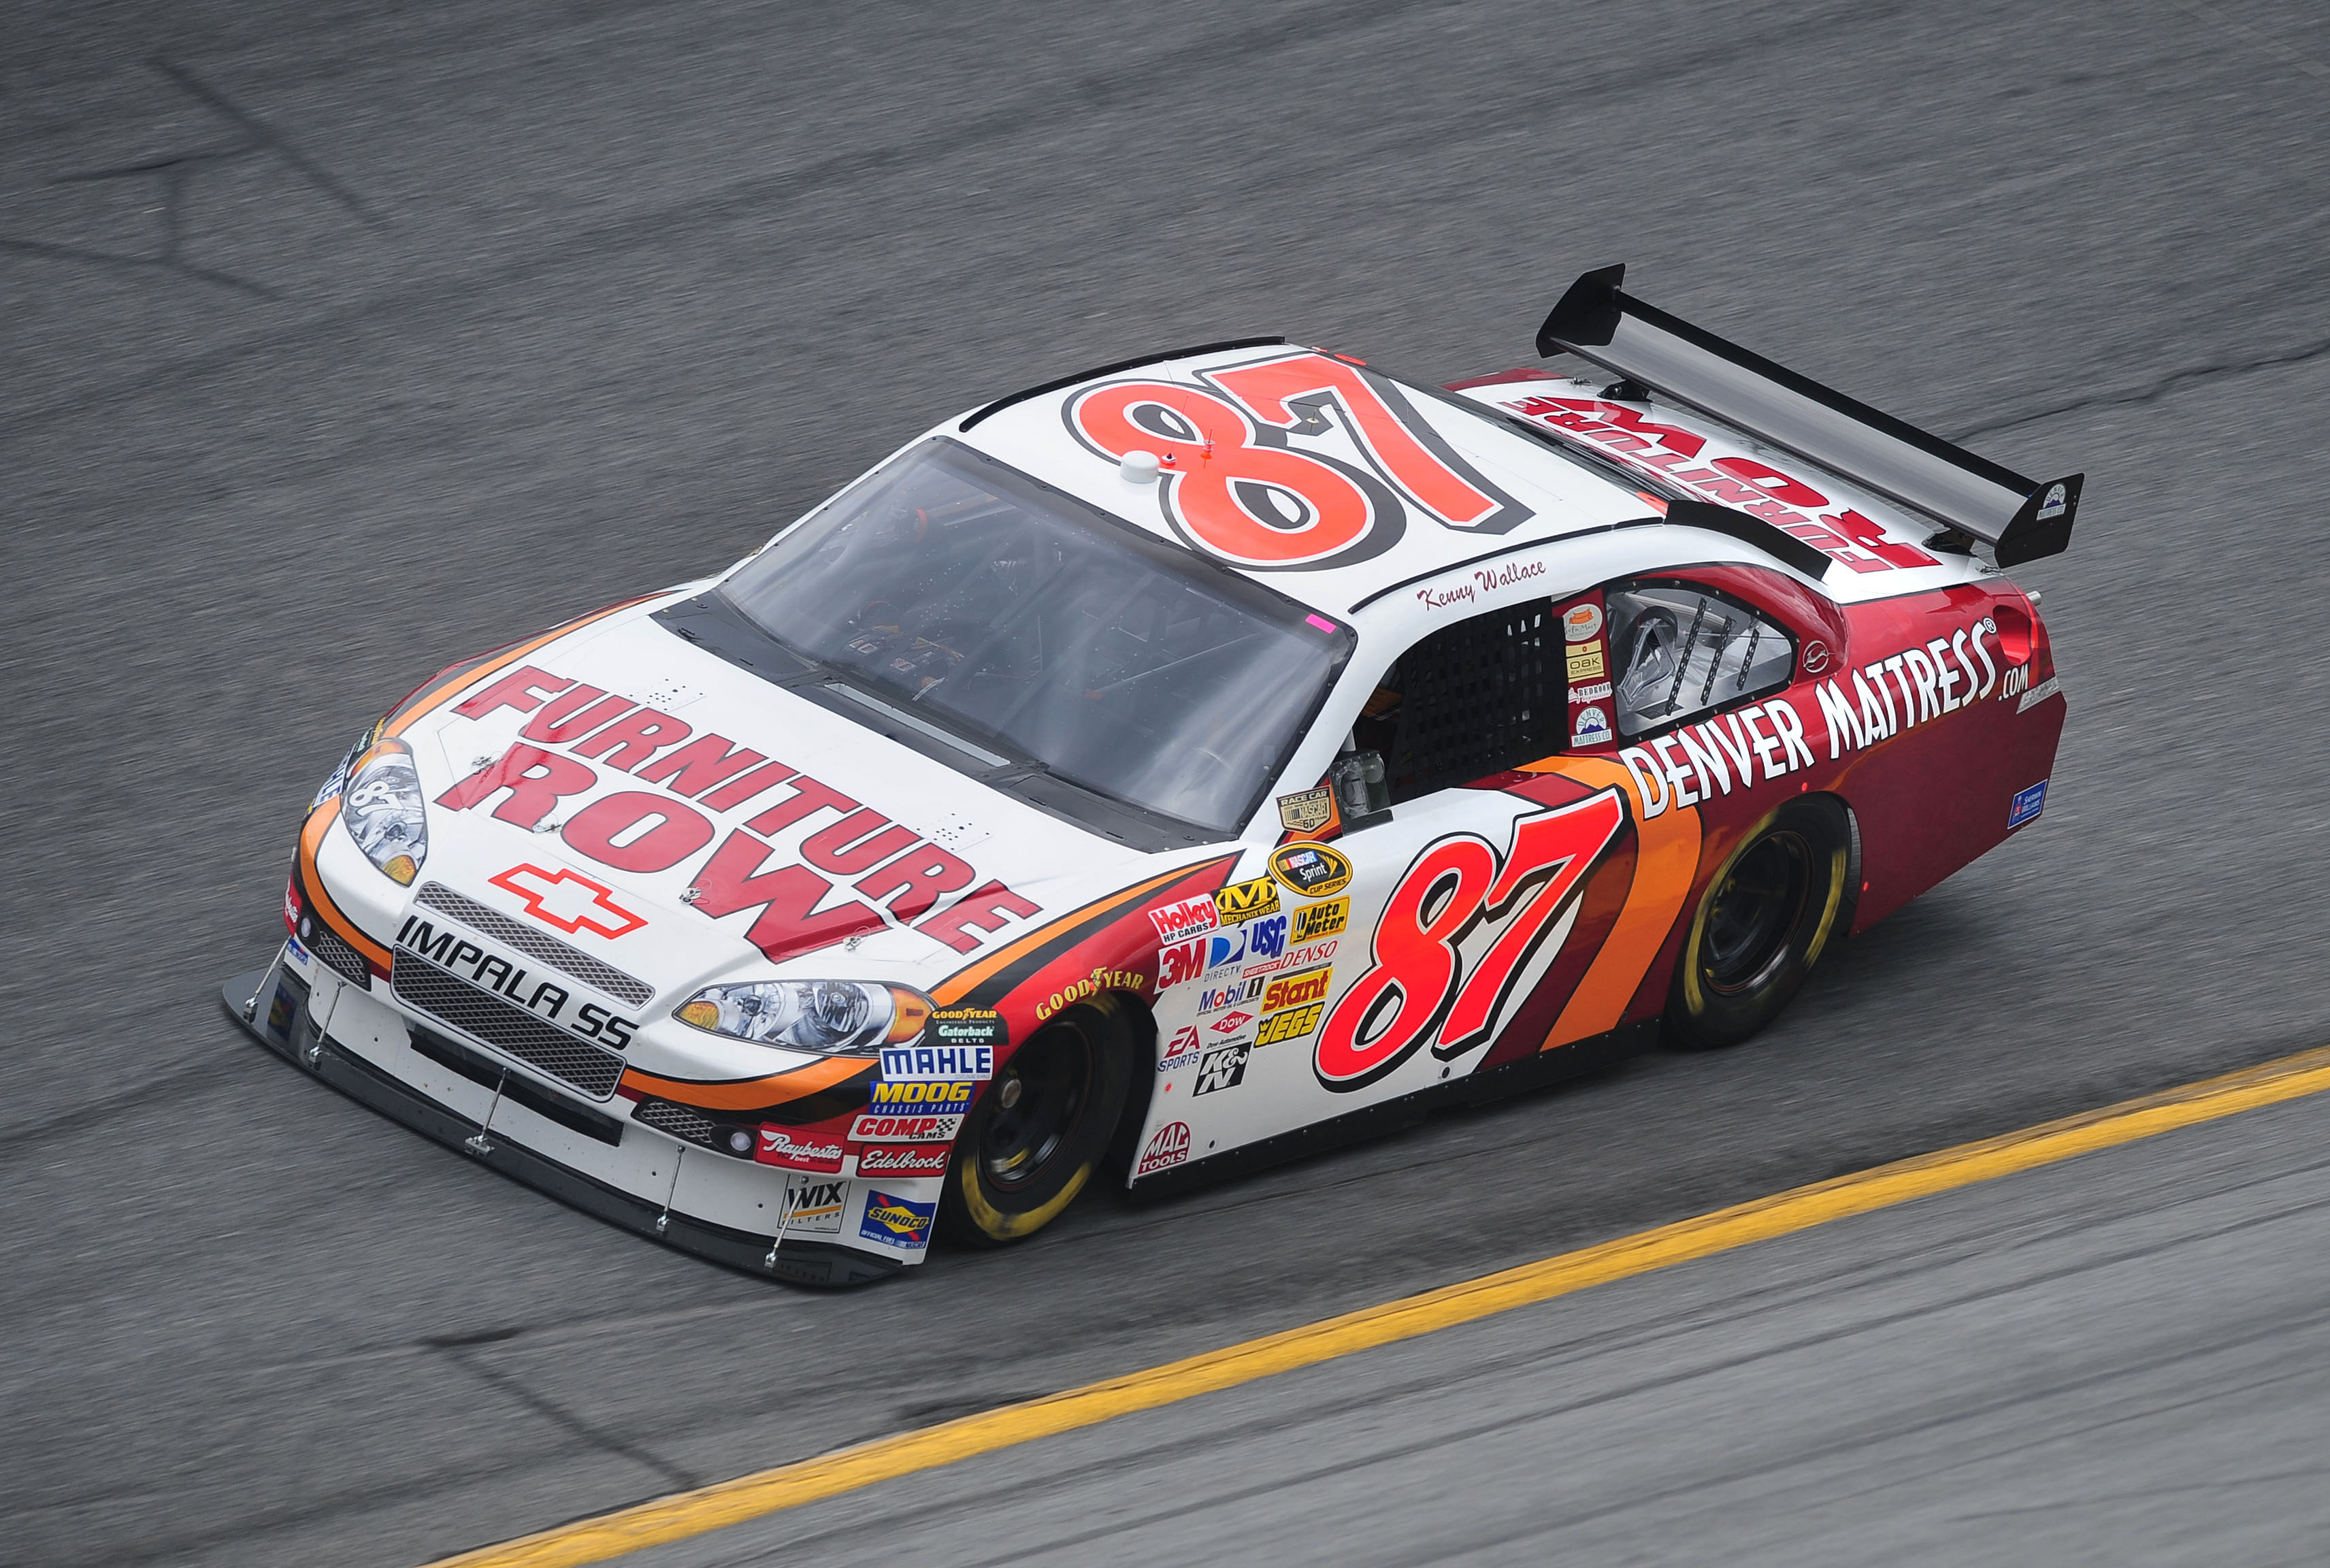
[
  {"xmin": 1066, "ymin": 350, "xmax": 1532, "ymax": 572},
  {"xmin": 1268, "ymin": 842, "xmax": 1353, "ymax": 899}
]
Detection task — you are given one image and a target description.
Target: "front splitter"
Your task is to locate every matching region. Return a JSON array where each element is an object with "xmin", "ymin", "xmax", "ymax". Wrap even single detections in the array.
[{"xmin": 220, "ymin": 960, "xmax": 901, "ymax": 1288}]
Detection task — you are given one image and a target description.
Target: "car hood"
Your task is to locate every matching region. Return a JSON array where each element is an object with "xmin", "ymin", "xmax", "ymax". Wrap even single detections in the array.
[{"xmin": 388, "ymin": 595, "xmax": 1194, "ymax": 1069}]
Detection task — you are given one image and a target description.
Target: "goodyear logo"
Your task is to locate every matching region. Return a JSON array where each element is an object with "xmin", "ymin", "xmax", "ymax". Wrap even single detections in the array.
[
  {"xmin": 869, "ymin": 1080, "xmax": 974, "ymax": 1115},
  {"xmin": 1213, "ymin": 876, "xmax": 1282, "ymax": 924},
  {"xmin": 1260, "ymin": 965, "xmax": 1332, "ymax": 1015},
  {"xmin": 1255, "ymin": 1002, "xmax": 1324, "ymax": 1047},
  {"xmin": 1290, "ymin": 897, "xmax": 1349, "ymax": 942}
]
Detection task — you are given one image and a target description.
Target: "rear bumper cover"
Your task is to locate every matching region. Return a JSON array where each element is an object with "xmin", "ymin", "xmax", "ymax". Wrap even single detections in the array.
[{"xmin": 222, "ymin": 951, "xmax": 904, "ymax": 1288}]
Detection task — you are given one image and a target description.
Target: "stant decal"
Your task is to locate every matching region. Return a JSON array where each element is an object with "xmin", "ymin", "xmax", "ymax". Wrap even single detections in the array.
[
  {"xmin": 1136, "ymin": 1121, "xmax": 1192, "ymax": 1176},
  {"xmin": 1260, "ymin": 966, "xmax": 1332, "ymax": 1015},
  {"xmin": 1256, "ymin": 1002, "xmax": 1325, "ymax": 1047}
]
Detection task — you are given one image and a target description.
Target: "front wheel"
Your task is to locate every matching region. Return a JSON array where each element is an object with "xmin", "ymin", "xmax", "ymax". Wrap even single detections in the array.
[
  {"xmin": 1665, "ymin": 795, "xmax": 1853, "ymax": 1049},
  {"xmin": 939, "ymin": 996, "xmax": 1135, "ymax": 1244}
]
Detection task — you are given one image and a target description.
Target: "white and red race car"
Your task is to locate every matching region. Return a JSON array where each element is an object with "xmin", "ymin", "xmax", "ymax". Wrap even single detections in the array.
[{"xmin": 226, "ymin": 267, "xmax": 2076, "ymax": 1286}]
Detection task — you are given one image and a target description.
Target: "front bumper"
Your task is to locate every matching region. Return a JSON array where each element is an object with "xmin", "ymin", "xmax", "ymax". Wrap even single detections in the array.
[{"xmin": 223, "ymin": 947, "xmax": 912, "ymax": 1288}]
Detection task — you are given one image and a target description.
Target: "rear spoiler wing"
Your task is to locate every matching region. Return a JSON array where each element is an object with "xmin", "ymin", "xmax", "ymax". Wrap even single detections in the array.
[{"xmin": 1537, "ymin": 265, "xmax": 2080, "ymax": 567}]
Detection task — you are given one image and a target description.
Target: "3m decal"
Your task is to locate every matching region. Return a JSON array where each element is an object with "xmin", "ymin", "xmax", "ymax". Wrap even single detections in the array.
[
  {"xmin": 1315, "ymin": 789, "xmax": 1628, "ymax": 1092},
  {"xmin": 1192, "ymin": 1043, "xmax": 1251, "ymax": 1096},
  {"xmin": 1269, "ymin": 843, "xmax": 1354, "ymax": 899},
  {"xmin": 1158, "ymin": 938, "xmax": 1209, "ymax": 990},
  {"xmin": 754, "ymin": 1129, "xmax": 845, "ymax": 1173},
  {"xmin": 1068, "ymin": 351, "xmax": 1530, "ymax": 572},
  {"xmin": 487, "ymin": 863, "xmax": 649, "ymax": 938},
  {"xmin": 2007, "ymin": 779, "xmax": 2048, "ymax": 830},
  {"xmin": 1213, "ymin": 877, "xmax": 1283, "ymax": 924},
  {"xmin": 1149, "ymin": 894, "xmax": 1220, "ymax": 945},
  {"xmin": 1256, "ymin": 1003, "xmax": 1325, "ymax": 1047},
  {"xmin": 780, "ymin": 1177, "xmax": 847, "ymax": 1234},
  {"xmin": 859, "ymin": 1190, "xmax": 935, "ymax": 1250},
  {"xmin": 1137, "ymin": 1121, "xmax": 1192, "ymax": 1176},
  {"xmin": 1277, "ymin": 785, "xmax": 1334, "ymax": 835},
  {"xmin": 1289, "ymin": 898, "xmax": 1349, "ymax": 943},
  {"xmin": 855, "ymin": 1143, "xmax": 951, "ymax": 1177},
  {"xmin": 879, "ymin": 1043, "xmax": 994, "ymax": 1081},
  {"xmin": 848, "ymin": 1111, "xmax": 965, "ymax": 1143},
  {"xmin": 867, "ymin": 1080, "xmax": 976, "ymax": 1117}
]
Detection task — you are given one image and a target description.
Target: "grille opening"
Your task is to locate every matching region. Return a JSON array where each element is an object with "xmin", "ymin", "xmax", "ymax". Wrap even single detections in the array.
[
  {"xmin": 390, "ymin": 951, "xmax": 625, "ymax": 1100},
  {"xmin": 306, "ymin": 921, "xmax": 374, "ymax": 987},
  {"xmin": 412, "ymin": 883, "xmax": 651, "ymax": 1007}
]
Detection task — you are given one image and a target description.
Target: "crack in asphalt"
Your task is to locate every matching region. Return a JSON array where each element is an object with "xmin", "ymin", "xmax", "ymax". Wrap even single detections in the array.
[
  {"xmin": 1950, "ymin": 335, "xmax": 2330, "ymax": 442},
  {"xmin": 436, "ymin": 1343, "xmax": 703, "ymax": 1494},
  {"xmin": 0, "ymin": 58, "xmax": 375, "ymax": 301}
]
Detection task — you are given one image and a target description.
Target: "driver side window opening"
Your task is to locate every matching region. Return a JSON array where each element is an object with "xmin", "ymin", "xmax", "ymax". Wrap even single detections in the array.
[
  {"xmin": 1606, "ymin": 581, "xmax": 1795, "ymax": 740},
  {"xmin": 1358, "ymin": 600, "xmax": 1561, "ymax": 804}
]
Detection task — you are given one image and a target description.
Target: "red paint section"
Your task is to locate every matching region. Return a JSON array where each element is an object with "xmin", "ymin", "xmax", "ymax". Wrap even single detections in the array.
[{"xmin": 436, "ymin": 745, "xmax": 599, "ymax": 830}]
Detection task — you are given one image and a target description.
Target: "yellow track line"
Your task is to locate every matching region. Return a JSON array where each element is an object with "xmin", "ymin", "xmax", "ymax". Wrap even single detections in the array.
[{"xmin": 429, "ymin": 1040, "xmax": 2330, "ymax": 1568}]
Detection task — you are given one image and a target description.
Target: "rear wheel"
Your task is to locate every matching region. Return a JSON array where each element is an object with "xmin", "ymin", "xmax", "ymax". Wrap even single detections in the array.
[
  {"xmin": 1666, "ymin": 795, "xmax": 1852, "ymax": 1049},
  {"xmin": 939, "ymin": 996, "xmax": 1135, "ymax": 1244}
]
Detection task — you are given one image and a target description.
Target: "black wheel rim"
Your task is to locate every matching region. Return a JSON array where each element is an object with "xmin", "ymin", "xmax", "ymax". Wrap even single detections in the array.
[
  {"xmin": 979, "ymin": 1024, "xmax": 1093, "ymax": 1190},
  {"xmin": 1701, "ymin": 830, "xmax": 1813, "ymax": 996}
]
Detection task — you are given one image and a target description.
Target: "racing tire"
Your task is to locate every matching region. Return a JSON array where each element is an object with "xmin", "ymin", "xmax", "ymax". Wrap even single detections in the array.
[
  {"xmin": 939, "ymin": 996, "xmax": 1136, "ymax": 1245},
  {"xmin": 1664, "ymin": 794, "xmax": 1852, "ymax": 1051}
]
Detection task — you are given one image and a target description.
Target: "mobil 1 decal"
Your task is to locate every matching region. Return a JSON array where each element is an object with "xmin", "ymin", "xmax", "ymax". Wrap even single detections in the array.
[
  {"xmin": 1315, "ymin": 787, "xmax": 1628, "ymax": 1092},
  {"xmin": 1066, "ymin": 351, "xmax": 1531, "ymax": 572}
]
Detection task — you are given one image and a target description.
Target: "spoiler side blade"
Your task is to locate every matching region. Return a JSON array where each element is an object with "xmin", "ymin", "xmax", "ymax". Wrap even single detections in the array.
[{"xmin": 1538, "ymin": 265, "xmax": 2080, "ymax": 566}]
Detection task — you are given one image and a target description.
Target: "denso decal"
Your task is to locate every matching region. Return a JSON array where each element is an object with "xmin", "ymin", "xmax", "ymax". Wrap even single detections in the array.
[
  {"xmin": 848, "ymin": 1111, "xmax": 965, "ymax": 1143},
  {"xmin": 1192, "ymin": 1043, "xmax": 1250, "ymax": 1096},
  {"xmin": 393, "ymin": 917, "xmax": 636, "ymax": 1047},
  {"xmin": 754, "ymin": 1128, "xmax": 845, "ymax": 1173},
  {"xmin": 1034, "ymin": 966, "xmax": 1146, "ymax": 1022},
  {"xmin": 1136, "ymin": 1120, "xmax": 1192, "ymax": 1176},
  {"xmin": 438, "ymin": 667, "xmax": 1043, "ymax": 961},
  {"xmin": 880, "ymin": 1043, "xmax": 994, "ymax": 1081},
  {"xmin": 1148, "ymin": 894, "xmax": 1220, "ymax": 945},
  {"xmin": 1503, "ymin": 395, "xmax": 1941, "ymax": 574},
  {"xmin": 487, "ymin": 864, "xmax": 646, "ymax": 938},
  {"xmin": 855, "ymin": 1144, "xmax": 951, "ymax": 1178},
  {"xmin": 868, "ymin": 1080, "xmax": 976, "ymax": 1117},
  {"xmin": 1315, "ymin": 789, "xmax": 1627, "ymax": 1092},
  {"xmin": 1246, "ymin": 938, "xmax": 1338, "ymax": 979},
  {"xmin": 780, "ymin": 1177, "xmax": 847, "ymax": 1234},
  {"xmin": 1067, "ymin": 350, "xmax": 1531, "ymax": 572},
  {"xmin": 859, "ymin": 1190, "xmax": 935, "ymax": 1250}
]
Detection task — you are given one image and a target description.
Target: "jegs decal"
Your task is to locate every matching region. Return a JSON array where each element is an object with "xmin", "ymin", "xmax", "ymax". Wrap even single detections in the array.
[
  {"xmin": 1315, "ymin": 789, "xmax": 1628, "ymax": 1092},
  {"xmin": 1068, "ymin": 351, "xmax": 1531, "ymax": 572}
]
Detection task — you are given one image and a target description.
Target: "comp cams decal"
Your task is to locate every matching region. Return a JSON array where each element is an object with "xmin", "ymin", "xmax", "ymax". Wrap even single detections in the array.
[{"xmin": 1068, "ymin": 350, "xmax": 1532, "ymax": 572}]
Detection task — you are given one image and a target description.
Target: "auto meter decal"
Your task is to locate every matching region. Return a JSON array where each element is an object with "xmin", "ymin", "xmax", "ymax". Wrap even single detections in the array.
[
  {"xmin": 1066, "ymin": 350, "xmax": 1531, "ymax": 572},
  {"xmin": 1315, "ymin": 789, "xmax": 1628, "ymax": 1092},
  {"xmin": 1268, "ymin": 843, "xmax": 1353, "ymax": 898},
  {"xmin": 1289, "ymin": 897, "xmax": 1349, "ymax": 942}
]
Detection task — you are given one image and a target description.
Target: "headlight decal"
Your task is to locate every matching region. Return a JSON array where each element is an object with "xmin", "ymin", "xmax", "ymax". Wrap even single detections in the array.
[
  {"xmin": 342, "ymin": 738, "xmax": 429, "ymax": 885},
  {"xmin": 675, "ymin": 980, "xmax": 932, "ymax": 1056}
]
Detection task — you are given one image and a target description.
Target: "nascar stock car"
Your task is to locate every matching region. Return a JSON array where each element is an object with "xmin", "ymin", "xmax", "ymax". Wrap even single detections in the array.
[{"xmin": 225, "ymin": 265, "xmax": 2077, "ymax": 1286}]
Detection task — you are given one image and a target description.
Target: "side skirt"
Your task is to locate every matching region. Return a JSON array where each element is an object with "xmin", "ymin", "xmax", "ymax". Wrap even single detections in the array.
[{"xmin": 1128, "ymin": 1020, "xmax": 1655, "ymax": 1201}]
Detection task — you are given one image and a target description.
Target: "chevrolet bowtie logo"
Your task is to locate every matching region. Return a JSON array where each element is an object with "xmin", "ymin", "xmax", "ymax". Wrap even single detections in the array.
[{"xmin": 489, "ymin": 864, "xmax": 648, "ymax": 938}]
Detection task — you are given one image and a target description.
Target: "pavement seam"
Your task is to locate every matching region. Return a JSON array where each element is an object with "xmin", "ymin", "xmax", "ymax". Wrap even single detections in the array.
[{"xmin": 421, "ymin": 1039, "xmax": 2330, "ymax": 1568}]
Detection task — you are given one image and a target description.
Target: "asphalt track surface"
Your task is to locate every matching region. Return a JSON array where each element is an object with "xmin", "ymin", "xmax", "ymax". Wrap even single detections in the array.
[{"xmin": 3, "ymin": 3, "xmax": 2327, "ymax": 1565}]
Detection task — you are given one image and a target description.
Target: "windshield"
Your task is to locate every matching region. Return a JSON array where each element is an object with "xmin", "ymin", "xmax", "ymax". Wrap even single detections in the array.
[{"xmin": 718, "ymin": 439, "xmax": 1351, "ymax": 835}]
